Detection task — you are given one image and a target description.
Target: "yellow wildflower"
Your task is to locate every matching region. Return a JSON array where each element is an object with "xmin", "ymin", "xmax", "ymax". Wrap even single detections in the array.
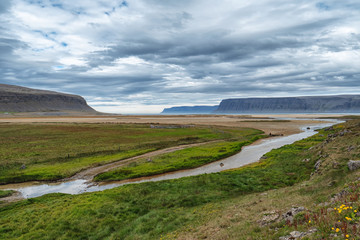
[
  {"xmin": 336, "ymin": 228, "xmax": 340, "ymax": 232},
  {"xmin": 346, "ymin": 234, "xmax": 349, "ymax": 237}
]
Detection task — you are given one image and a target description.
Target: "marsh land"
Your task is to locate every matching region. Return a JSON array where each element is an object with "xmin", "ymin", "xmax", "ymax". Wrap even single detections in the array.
[{"xmin": 1, "ymin": 114, "xmax": 359, "ymax": 239}]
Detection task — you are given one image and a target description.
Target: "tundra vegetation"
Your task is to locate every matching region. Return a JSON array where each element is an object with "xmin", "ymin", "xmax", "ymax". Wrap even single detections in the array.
[
  {"xmin": 94, "ymin": 130, "xmax": 264, "ymax": 181},
  {"xmin": 0, "ymin": 123, "xmax": 263, "ymax": 184},
  {"xmin": 1, "ymin": 119, "xmax": 359, "ymax": 239}
]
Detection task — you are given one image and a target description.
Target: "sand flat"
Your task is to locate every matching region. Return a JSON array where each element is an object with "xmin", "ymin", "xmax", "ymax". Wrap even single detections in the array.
[{"xmin": 0, "ymin": 114, "xmax": 340, "ymax": 135}]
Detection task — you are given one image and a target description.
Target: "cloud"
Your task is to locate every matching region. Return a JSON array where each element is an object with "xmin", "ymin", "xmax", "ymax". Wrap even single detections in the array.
[{"xmin": 0, "ymin": 0, "xmax": 359, "ymax": 113}]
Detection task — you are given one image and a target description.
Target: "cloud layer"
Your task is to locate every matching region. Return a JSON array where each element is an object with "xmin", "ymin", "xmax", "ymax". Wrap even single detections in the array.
[{"xmin": 0, "ymin": 0, "xmax": 359, "ymax": 113}]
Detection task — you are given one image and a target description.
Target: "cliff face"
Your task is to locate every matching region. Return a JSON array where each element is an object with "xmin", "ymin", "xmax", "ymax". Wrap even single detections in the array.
[
  {"xmin": 0, "ymin": 84, "xmax": 96, "ymax": 112},
  {"xmin": 216, "ymin": 95, "xmax": 360, "ymax": 113},
  {"xmin": 161, "ymin": 105, "xmax": 218, "ymax": 114}
]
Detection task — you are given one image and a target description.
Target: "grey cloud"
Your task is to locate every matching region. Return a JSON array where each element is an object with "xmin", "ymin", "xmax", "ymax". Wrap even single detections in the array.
[
  {"xmin": 0, "ymin": 0, "xmax": 359, "ymax": 113},
  {"xmin": 0, "ymin": 0, "xmax": 12, "ymax": 13}
]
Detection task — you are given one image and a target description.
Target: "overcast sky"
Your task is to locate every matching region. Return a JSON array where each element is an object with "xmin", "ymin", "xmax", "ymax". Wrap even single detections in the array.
[{"xmin": 0, "ymin": 0, "xmax": 359, "ymax": 113}]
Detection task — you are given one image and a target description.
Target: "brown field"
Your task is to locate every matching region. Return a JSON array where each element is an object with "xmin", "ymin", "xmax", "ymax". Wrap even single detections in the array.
[{"xmin": 0, "ymin": 113, "xmax": 339, "ymax": 135}]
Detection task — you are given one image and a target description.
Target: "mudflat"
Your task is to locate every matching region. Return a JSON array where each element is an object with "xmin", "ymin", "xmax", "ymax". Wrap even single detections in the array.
[{"xmin": 0, "ymin": 114, "xmax": 339, "ymax": 135}]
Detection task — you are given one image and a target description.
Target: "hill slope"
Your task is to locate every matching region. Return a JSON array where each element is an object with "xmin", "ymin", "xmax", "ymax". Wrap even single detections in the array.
[
  {"xmin": 216, "ymin": 95, "xmax": 360, "ymax": 113},
  {"xmin": 0, "ymin": 84, "xmax": 96, "ymax": 112}
]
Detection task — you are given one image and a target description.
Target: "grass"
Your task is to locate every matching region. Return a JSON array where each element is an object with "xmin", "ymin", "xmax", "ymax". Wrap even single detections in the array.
[
  {"xmin": 0, "ymin": 190, "xmax": 13, "ymax": 198},
  {"xmin": 0, "ymin": 121, "xmax": 344, "ymax": 239},
  {"xmin": 94, "ymin": 130, "xmax": 264, "ymax": 181},
  {"xmin": 0, "ymin": 123, "xmax": 249, "ymax": 184}
]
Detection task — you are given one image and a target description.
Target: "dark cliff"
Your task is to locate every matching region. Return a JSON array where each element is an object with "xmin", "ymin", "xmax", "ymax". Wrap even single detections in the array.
[
  {"xmin": 0, "ymin": 84, "xmax": 96, "ymax": 112},
  {"xmin": 216, "ymin": 95, "xmax": 360, "ymax": 113}
]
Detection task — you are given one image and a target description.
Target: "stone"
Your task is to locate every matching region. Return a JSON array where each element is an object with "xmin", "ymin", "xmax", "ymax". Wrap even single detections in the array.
[
  {"xmin": 324, "ymin": 126, "xmax": 334, "ymax": 131},
  {"xmin": 279, "ymin": 228, "xmax": 317, "ymax": 240},
  {"xmin": 282, "ymin": 207, "xmax": 306, "ymax": 224},
  {"xmin": 348, "ymin": 160, "xmax": 360, "ymax": 171},
  {"xmin": 258, "ymin": 210, "xmax": 280, "ymax": 226},
  {"xmin": 279, "ymin": 236, "xmax": 291, "ymax": 240},
  {"xmin": 348, "ymin": 145, "xmax": 355, "ymax": 152},
  {"xmin": 314, "ymin": 160, "xmax": 322, "ymax": 171},
  {"xmin": 290, "ymin": 231, "xmax": 305, "ymax": 238}
]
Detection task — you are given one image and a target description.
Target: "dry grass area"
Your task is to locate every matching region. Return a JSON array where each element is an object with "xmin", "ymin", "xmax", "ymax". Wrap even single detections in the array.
[{"xmin": 0, "ymin": 114, "xmax": 335, "ymax": 135}]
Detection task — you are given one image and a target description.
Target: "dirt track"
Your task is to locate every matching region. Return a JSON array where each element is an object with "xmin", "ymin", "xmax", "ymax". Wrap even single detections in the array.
[{"xmin": 68, "ymin": 140, "xmax": 222, "ymax": 181}]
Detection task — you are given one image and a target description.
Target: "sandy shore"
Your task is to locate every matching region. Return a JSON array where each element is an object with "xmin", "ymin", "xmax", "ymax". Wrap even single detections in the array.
[{"xmin": 0, "ymin": 114, "xmax": 339, "ymax": 135}]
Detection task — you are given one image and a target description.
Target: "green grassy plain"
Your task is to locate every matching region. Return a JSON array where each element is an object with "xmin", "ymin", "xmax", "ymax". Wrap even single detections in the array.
[
  {"xmin": 1, "ymin": 121, "xmax": 350, "ymax": 239},
  {"xmin": 95, "ymin": 129, "xmax": 264, "ymax": 181},
  {"xmin": 0, "ymin": 123, "xmax": 249, "ymax": 184}
]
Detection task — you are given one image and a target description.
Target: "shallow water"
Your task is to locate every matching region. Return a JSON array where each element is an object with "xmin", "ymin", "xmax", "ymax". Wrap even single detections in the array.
[{"xmin": 6, "ymin": 120, "xmax": 340, "ymax": 199}]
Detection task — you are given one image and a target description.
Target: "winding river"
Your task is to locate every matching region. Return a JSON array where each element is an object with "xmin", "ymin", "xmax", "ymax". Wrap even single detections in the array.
[{"xmin": 3, "ymin": 119, "xmax": 341, "ymax": 199}]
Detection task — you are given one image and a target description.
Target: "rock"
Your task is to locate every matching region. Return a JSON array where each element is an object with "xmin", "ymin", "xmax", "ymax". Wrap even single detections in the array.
[
  {"xmin": 339, "ymin": 129, "xmax": 351, "ymax": 136},
  {"xmin": 258, "ymin": 210, "xmax": 280, "ymax": 226},
  {"xmin": 328, "ymin": 133, "xmax": 338, "ymax": 138},
  {"xmin": 279, "ymin": 236, "xmax": 291, "ymax": 240},
  {"xmin": 314, "ymin": 160, "xmax": 322, "ymax": 171},
  {"xmin": 307, "ymin": 228, "xmax": 318, "ymax": 234},
  {"xmin": 20, "ymin": 164, "xmax": 26, "ymax": 170},
  {"xmin": 290, "ymin": 231, "xmax": 305, "ymax": 238},
  {"xmin": 324, "ymin": 126, "xmax": 334, "ymax": 131},
  {"xmin": 348, "ymin": 160, "xmax": 360, "ymax": 171},
  {"xmin": 282, "ymin": 207, "xmax": 306, "ymax": 224},
  {"xmin": 331, "ymin": 190, "xmax": 348, "ymax": 202},
  {"xmin": 332, "ymin": 161, "xmax": 339, "ymax": 168},
  {"xmin": 279, "ymin": 229, "xmax": 317, "ymax": 240},
  {"xmin": 327, "ymin": 207, "xmax": 334, "ymax": 213},
  {"xmin": 348, "ymin": 145, "xmax": 355, "ymax": 152},
  {"xmin": 328, "ymin": 180, "xmax": 336, "ymax": 186}
]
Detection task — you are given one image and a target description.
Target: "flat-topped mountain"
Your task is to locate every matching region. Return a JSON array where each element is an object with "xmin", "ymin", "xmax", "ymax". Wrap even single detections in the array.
[
  {"xmin": 215, "ymin": 95, "xmax": 360, "ymax": 113},
  {"xmin": 0, "ymin": 84, "xmax": 96, "ymax": 113},
  {"xmin": 161, "ymin": 105, "xmax": 218, "ymax": 114}
]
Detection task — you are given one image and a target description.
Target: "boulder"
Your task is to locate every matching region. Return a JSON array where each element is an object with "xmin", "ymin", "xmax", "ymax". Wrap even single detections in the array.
[
  {"xmin": 281, "ymin": 207, "xmax": 306, "ymax": 224},
  {"xmin": 348, "ymin": 160, "xmax": 360, "ymax": 171}
]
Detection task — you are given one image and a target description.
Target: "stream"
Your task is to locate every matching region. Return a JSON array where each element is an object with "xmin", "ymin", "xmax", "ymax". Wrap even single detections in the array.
[{"xmin": 2, "ymin": 119, "xmax": 341, "ymax": 199}]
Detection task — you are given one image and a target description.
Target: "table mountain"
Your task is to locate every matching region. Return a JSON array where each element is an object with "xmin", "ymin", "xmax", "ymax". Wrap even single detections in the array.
[
  {"xmin": 0, "ymin": 84, "xmax": 96, "ymax": 113},
  {"xmin": 215, "ymin": 95, "xmax": 360, "ymax": 113},
  {"xmin": 161, "ymin": 105, "xmax": 218, "ymax": 114}
]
